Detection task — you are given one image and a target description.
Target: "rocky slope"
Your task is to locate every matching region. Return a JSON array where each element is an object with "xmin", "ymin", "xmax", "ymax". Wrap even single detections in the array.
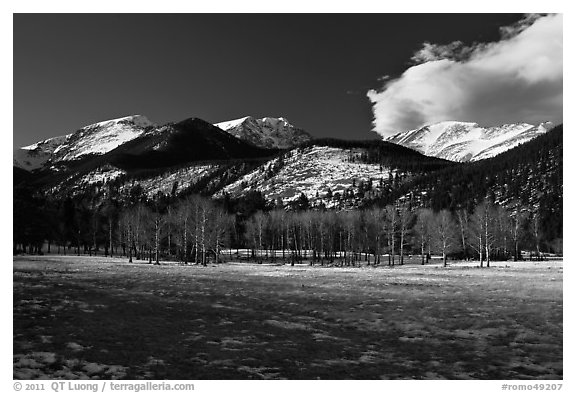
[{"xmin": 215, "ymin": 116, "xmax": 312, "ymax": 149}]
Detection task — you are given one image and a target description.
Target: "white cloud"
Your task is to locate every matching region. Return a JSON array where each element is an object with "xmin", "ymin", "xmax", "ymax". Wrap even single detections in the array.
[
  {"xmin": 410, "ymin": 41, "xmax": 470, "ymax": 63},
  {"xmin": 367, "ymin": 14, "xmax": 563, "ymax": 136}
]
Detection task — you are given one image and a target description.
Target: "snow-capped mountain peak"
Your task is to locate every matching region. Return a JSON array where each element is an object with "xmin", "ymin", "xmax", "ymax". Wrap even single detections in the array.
[
  {"xmin": 14, "ymin": 115, "xmax": 156, "ymax": 171},
  {"xmin": 214, "ymin": 116, "xmax": 254, "ymax": 131},
  {"xmin": 214, "ymin": 116, "xmax": 312, "ymax": 149},
  {"xmin": 385, "ymin": 121, "xmax": 554, "ymax": 162},
  {"xmin": 82, "ymin": 114, "xmax": 154, "ymax": 129}
]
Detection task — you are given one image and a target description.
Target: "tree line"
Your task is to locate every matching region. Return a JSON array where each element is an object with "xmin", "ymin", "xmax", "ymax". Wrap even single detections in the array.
[
  {"xmin": 13, "ymin": 186, "xmax": 237, "ymax": 265},
  {"xmin": 241, "ymin": 199, "xmax": 551, "ymax": 267},
  {"xmin": 14, "ymin": 180, "xmax": 555, "ymax": 266}
]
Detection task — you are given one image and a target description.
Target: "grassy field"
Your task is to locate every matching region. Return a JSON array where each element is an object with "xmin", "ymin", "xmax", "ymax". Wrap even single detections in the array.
[{"xmin": 13, "ymin": 255, "xmax": 563, "ymax": 380}]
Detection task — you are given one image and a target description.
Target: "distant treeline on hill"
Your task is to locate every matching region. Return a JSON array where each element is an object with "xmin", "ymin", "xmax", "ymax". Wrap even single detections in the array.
[
  {"xmin": 13, "ymin": 185, "xmax": 559, "ymax": 265},
  {"xmin": 301, "ymin": 138, "xmax": 455, "ymax": 173}
]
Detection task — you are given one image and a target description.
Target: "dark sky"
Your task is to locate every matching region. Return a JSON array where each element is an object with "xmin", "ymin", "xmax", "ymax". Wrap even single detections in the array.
[{"xmin": 13, "ymin": 13, "xmax": 525, "ymax": 148}]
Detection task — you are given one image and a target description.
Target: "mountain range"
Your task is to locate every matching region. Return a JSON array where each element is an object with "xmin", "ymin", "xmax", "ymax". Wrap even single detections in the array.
[
  {"xmin": 13, "ymin": 114, "xmax": 558, "ymax": 207},
  {"xmin": 14, "ymin": 114, "xmax": 553, "ymax": 173},
  {"xmin": 13, "ymin": 113, "xmax": 562, "ymax": 247},
  {"xmin": 14, "ymin": 115, "xmax": 309, "ymax": 172}
]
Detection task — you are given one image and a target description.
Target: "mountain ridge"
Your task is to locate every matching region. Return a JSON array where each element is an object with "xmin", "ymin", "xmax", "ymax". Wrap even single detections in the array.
[
  {"xmin": 14, "ymin": 114, "xmax": 306, "ymax": 172},
  {"xmin": 385, "ymin": 120, "xmax": 554, "ymax": 162},
  {"xmin": 13, "ymin": 115, "xmax": 156, "ymax": 171},
  {"xmin": 105, "ymin": 117, "xmax": 276, "ymax": 170}
]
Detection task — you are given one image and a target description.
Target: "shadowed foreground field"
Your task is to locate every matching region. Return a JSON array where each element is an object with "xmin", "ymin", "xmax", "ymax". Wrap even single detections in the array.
[{"xmin": 13, "ymin": 256, "xmax": 562, "ymax": 380}]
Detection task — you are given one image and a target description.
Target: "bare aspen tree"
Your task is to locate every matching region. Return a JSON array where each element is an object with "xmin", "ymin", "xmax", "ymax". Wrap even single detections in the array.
[
  {"xmin": 173, "ymin": 197, "xmax": 192, "ymax": 263},
  {"xmin": 413, "ymin": 208, "xmax": 433, "ymax": 265},
  {"xmin": 248, "ymin": 211, "xmax": 266, "ymax": 263},
  {"xmin": 455, "ymin": 208, "xmax": 470, "ymax": 260},
  {"xmin": 302, "ymin": 211, "xmax": 315, "ymax": 265},
  {"xmin": 193, "ymin": 198, "xmax": 200, "ymax": 264},
  {"xmin": 343, "ymin": 211, "xmax": 357, "ymax": 266},
  {"xmin": 283, "ymin": 211, "xmax": 292, "ymax": 262},
  {"xmin": 317, "ymin": 211, "xmax": 327, "ymax": 265},
  {"xmin": 324, "ymin": 211, "xmax": 337, "ymax": 264},
  {"xmin": 509, "ymin": 200, "xmax": 527, "ymax": 261},
  {"xmin": 118, "ymin": 209, "xmax": 135, "ymax": 263},
  {"xmin": 199, "ymin": 199, "xmax": 209, "ymax": 266},
  {"xmin": 244, "ymin": 213, "xmax": 259, "ymax": 261},
  {"xmin": 432, "ymin": 209, "xmax": 458, "ymax": 267},
  {"xmin": 165, "ymin": 205, "xmax": 175, "ymax": 259},
  {"xmin": 269, "ymin": 209, "xmax": 285, "ymax": 262},
  {"xmin": 495, "ymin": 205, "xmax": 510, "ymax": 260},
  {"xmin": 482, "ymin": 202, "xmax": 497, "ymax": 267},
  {"xmin": 397, "ymin": 204, "xmax": 414, "ymax": 265},
  {"xmin": 290, "ymin": 214, "xmax": 300, "ymax": 266},
  {"xmin": 531, "ymin": 207, "xmax": 542, "ymax": 260},
  {"xmin": 384, "ymin": 205, "xmax": 397, "ymax": 265},
  {"xmin": 210, "ymin": 207, "xmax": 234, "ymax": 264},
  {"xmin": 153, "ymin": 212, "xmax": 161, "ymax": 265},
  {"xmin": 108, "ymin": 216, "xmax": 114, "ymax": 257},
  {"xmin": 470, "ymin": 201, "xmax": 497, "ymax": 267},
  {"xmin": 366, "ymin": 208, "xmax": 385, "ymax": 265}
]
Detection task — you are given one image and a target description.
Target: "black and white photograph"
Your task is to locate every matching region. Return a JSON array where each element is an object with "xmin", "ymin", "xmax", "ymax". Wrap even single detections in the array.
[{"xmin": 12, "ymin": 5, "xmax": 564, "ymax": 388}]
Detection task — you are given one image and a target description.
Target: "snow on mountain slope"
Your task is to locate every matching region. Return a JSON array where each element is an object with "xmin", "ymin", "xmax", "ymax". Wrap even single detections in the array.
[
  {"xmin": 71, "ymin": 165, "xmax": 127, "ymax": 192},
  {"xmin": 81, "ymin": 165, "xmax": 126, "ymax": 184},
  {"xmin": 473, "ymin": 123, "xmax": 554, "ymax": 161},
  {"xmin": 385, "ymin": 121, "xmax": 554, "ymax": 162},
  {"xmin": 14, "ymin": 115, "xmax": 155, "ymax": 171},
  {"xmin": 215, "ymin": 116, "xmax": 312, "ymax": 149},
  {"xmin": 50, "ymin": 162, "xmax": 222, "ymax": 199},
  {"xmin": 52, "ymin": 115, "xmax": 155, "ymax": 161},
  {"xmin": 121, "ymin": 164, "xmax": 219, "ymax": 196},
  {"xmin": 217, "ymin": 146, "xmax": 394, "ymax": 207},
  {"xmin": 13, "ymin": 135, "xmax": 70, "ymax": 171},
  {"xmin": 214, "ymin": 116, "xmax": 252, "ymax": 131}
]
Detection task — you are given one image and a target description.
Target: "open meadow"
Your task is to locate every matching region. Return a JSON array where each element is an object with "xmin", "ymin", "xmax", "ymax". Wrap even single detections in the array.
[{"xmin": 13, "ymin": 255, "xmax": 563, "ymax": 380}]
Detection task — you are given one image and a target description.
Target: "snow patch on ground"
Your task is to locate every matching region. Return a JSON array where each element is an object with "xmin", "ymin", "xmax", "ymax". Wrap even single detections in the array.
[{"xmin": 13, "ymin": 353, "xmax": 128, "ymax": 380}]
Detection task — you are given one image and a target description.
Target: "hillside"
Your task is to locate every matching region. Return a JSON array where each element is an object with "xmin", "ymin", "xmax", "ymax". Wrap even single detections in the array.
[
  {"xmin": 217, "ymin": 139, "xmax": 453, "ymax": 209},
  {"xmin": 383, "ymin": 125, "xmax": 563, "ymax": 244},
  {"xmin": 21, "ymin": 136, "xmax": 452, "ymax": 211}
]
